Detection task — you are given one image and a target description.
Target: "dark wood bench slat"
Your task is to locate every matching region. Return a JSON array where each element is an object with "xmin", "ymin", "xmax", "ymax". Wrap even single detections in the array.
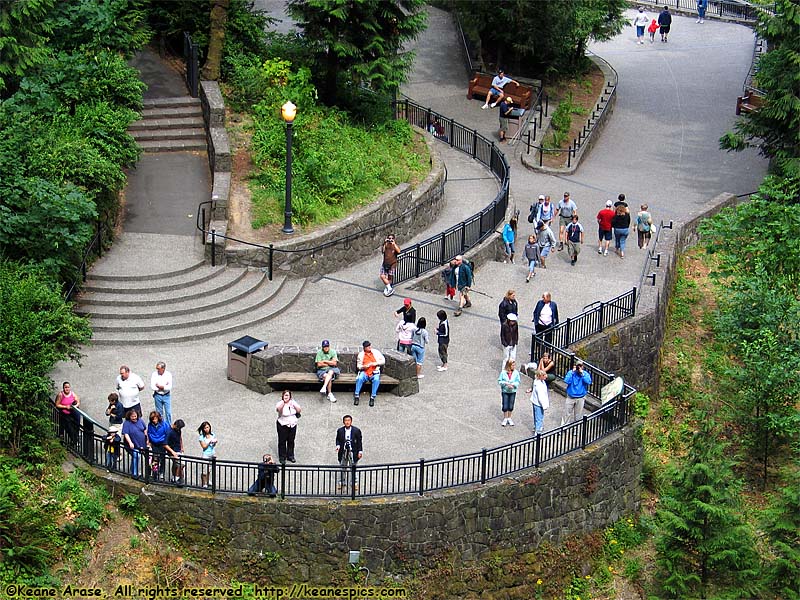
[{"xmin": 267, "ymin": 372, "xmax": 400, "ymax": 386}]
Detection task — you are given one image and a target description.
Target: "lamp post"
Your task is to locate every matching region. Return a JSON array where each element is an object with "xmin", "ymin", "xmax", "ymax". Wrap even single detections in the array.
[{"xmin": 281, "ymin": 100, "xmax": 297, "ymax": 234}]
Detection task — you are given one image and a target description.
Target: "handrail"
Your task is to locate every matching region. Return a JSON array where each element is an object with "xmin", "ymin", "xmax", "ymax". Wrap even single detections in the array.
[
  {"xmin": 195, "ymin": 96, "xmax": 511, "ymax": 284},
  {"xmin": 637, "ymin": 219, "xmax": 673, "ymax": 297},
  {"xmin": 634, "ymin": 0, "xmax": 773, "ymax": 22},
  {"xmin": 63, "ymin": 212, "xmax": 115, "ymax": 302},
  {"xmin": 182, "ymin": 32, "xmax": 199, "ymax": 98}
]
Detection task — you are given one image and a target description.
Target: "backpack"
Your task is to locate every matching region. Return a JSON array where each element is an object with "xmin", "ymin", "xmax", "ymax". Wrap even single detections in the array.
[
  {"xmin": 527, "ymin": 205, "xmax": 536, "ymax": 224},
  {"xmin": 567, "ymin": 223, "xmax": 582, "ymax": 243}
]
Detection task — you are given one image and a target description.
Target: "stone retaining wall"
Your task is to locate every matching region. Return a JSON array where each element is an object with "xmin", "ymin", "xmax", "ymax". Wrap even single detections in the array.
[
  {"xmin": 223, "ymin": 133, "xmax": 446, "ymax": 278},
  {"xmin": 100, "ymin": 422, "xmax": 641, "ymax": 583},
  {"xmin": 246, "ymin": 345, "xmax": 419, "ymax": 396},
  {"xmin": 571, "ymin": 193, "xmax": 739, "ymax": 394}
]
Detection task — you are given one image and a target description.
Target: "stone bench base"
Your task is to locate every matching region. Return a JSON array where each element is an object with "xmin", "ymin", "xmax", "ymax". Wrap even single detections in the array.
[{"xmin": 247, "ymin": 346, "xmax": 418, "ymax": 396}]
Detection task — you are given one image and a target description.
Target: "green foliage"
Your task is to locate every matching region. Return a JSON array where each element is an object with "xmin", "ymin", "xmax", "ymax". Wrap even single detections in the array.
[
  {"xmin": 118, "ymin": 494, "xmax": 140, "ymax": 516},
  {"xmin": 249, "ymin": 91, "xmax": 427, "ymax": 227},
  {"xmin": 720, "ymin": 0, "xmax": 800, "ymax": 177},
  {"xmin": 449, "ymin": 0, "xmax": 627, "ymax": 78},
  {"xmin": 44, "ymin": 0, "xmax": 151, "ymax": 57},
  {"xmin": 287, "ymin": 0, "xmax": 427, "ymax": 106},
  {"xmin": 0, "ymin": 0, "xmax": 55, "ymax": 94},
  {"xmin": 655, "ymin": 415, "xmax": 760, "ymax": 599},
  {"xmin": 53, "ymin": 470, "xmax": 109, "ymax": 541},
  {"xmin": 133, "ymin": 514, "xmax": 150, "ymax": 532},
  {"xmin": 760, "ymin": 464, "xmax": 800, "ymax": 599},
  {"xmin": 225, "ymin": 56, "xmax": 317, "ymax": 113},
  {"xmin": 563, "ymin": 574, "xmax": 591, "ymax": 600},
  {"xmin": 0, "ymin": 263, "xmax": 91, "ymax": 460},
  {"xmin": 551, "ymin": 101, "xmax": 573, "ymax": 135},
  {"xmin": 632, "ymin": 392, "xmax": 649, "ymax": 419}
]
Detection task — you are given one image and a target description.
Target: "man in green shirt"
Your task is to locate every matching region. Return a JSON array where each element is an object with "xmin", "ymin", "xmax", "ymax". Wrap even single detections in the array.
[{"xmin": 315, "ymin": 340, "xmax": 341, "ymax": 403}]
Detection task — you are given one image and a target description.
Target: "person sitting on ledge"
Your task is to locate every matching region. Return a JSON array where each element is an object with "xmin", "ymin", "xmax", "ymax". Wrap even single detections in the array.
[
  {"xmin": 248, "ymin": 453, "xmax": 278, "ymax": 497},
  {"xmin": 354, "ymin": 341, "xmax": 385, "ymax": 407}
]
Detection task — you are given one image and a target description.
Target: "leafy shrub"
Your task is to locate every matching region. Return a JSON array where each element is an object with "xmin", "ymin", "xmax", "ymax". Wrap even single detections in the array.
[
  {"xmin": 118, "ymin": 494, "xmax": 140, "ymax": 516},
  {"xmin": 550, "ymin": 101, "xmax": 572, "ymax": 134}
]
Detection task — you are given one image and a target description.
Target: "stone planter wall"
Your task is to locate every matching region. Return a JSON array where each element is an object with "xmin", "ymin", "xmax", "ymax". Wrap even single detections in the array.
[
  {"xmin": 224, "ymin": 132, "xmax": 446, "ymax": 278},
  {"xmin": 246, "ymin": 345, "xmax": 419, "ymax": 396}
]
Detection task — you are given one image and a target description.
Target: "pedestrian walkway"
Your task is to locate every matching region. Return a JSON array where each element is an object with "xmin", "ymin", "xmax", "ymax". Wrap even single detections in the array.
[{"xmin": 54, "ymin": 6, "xmax": 767, "ymax": 468}]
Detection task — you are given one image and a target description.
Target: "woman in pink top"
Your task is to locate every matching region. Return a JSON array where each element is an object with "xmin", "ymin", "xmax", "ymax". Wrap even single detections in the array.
[{"xmin": 55, "ymin": 381, "xmax": 81, "ymax": 443}]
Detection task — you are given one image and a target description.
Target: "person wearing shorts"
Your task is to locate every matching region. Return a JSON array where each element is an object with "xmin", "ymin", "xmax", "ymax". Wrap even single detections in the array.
[
  {"xmin": 596, "ymin": 200, "xmax": 615, "ymax": 256},
  {"xmin": 556, "ymin": 192, "xmax": 577, "ymax": 250},
  {"xmin": 658, "ymin": 6, "xmax": 672, "ymax": 42},
  {"xmin": 380, "ymin": 234, "xmax": 401, "ymax": 297},
  {"xmin": 316, "ymin": 340, "xmax": 341, "ymax": 403}
]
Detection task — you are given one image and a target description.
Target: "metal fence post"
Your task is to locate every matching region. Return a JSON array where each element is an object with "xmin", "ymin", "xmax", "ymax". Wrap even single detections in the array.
[
  {"xmin": 534, "ymin": 433, "xmax": 541, "ymax": 468},
  {"xmin": 439, "ymin": 232, "xmax": 447, "ymax": 265},
  {"xmin": 460, "ymin": 222, "xmax": 467, "ymax": 253},
  {"xmin": 268, "ymin": 244, "xmax": 274, "ymax": 281},
  {"xmin": 211, "ymin": 456, "xmax": 217, "ymax": 493},
  {"xmin": 414, "ymin": 243, "xmax": 421, "ymax": 278},
  {"xmin": 418, "ymin": 458, "xmax": 425, "ymax": 496},
  {"xmin": 581, "ymin": 415, "xmax": 588, "ymax": 449},
  {"xmin": 472, "ymin": 129, "xmax": 477, "ymax": 158},
  {"xmin": 564, "ymin": 317, "xmax": 572, "ymax": 347},
  {"xmin": 211, "ymin": 229, "xmax": 216, "ymax": 267},
  {"xmin": 350, "ymin": 463, "xmax": 357, "ymax": 500},
  {"xmin": 480, "ymin": 448, "xmax": 487, "ymax": 484},
  {"xmin": 82, "ymin": 420, "xmax": 95, "ymax": 464},
  {"xmin": 280, "ymin": 463, "xmax": 286, "ymax": 499},
  {"xmin": 599, "ymin": 301, "xmax": 605, "ymax": 329},
  {"xmin": 631, "ymin": 287, "xmax": 637, "ymax": 315},
  {"xmin": 143, "ymin": 447, "xmax": 151, "ymax": 484}
]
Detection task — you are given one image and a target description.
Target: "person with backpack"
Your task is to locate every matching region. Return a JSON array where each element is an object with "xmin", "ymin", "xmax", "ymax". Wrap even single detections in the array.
[
  {"xmin": 565, "ymin": 214, "xmax": 585, "ymax": 266},
  {"xmin": 636, "ymin": 204, "xmax": 654, "ymax": 249}
]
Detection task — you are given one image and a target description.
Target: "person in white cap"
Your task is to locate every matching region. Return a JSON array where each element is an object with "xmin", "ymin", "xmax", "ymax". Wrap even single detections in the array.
[
  {"xmin": 596, "ymin": 200, "xmax": 616, "ymax": 256},
  {"xmin": 500, "ymin": 313, "xmax": 519, "ymax": 364}
]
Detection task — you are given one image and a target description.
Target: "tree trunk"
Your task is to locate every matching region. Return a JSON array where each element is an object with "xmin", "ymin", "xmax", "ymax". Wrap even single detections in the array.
[{"xmin": 201, "ymin": 0, "xmax": 230, "ymax": 81}]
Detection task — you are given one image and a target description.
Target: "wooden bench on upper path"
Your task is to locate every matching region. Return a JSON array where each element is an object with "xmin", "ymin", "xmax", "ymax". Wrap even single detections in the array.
[
  {"xmin": 468, "ymin": 72, "xmax": 535, "ymax": 110},
  {"xmin": 736, "ymin": 91, "xmax": 765, "ymax": 115}
]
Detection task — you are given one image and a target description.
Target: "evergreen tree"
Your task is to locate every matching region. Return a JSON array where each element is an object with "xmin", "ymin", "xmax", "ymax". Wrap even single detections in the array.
[
  {"xmin": 655, "ymin": 414, "xmax": 760, "ymax": 599},
  {"xmin": 761, "ymin": 464, "xmax": 800, "ymax": 600},
  {"xmin": 0, "ymin": 0, "xmax": 55, "ymax": 95},
  {"xmin": 720, "ymin": 0, "xmax": 800, "ymax": 177},
  {"xmin": 286, "ymin": 0, "xmax": 427, "ymax": 106}
]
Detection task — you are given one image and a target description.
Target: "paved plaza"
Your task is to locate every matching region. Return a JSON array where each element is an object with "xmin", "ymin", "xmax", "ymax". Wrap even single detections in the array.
[{"xmin": 53, "ymin": 7, "xmax": 767, "ymax": 468}]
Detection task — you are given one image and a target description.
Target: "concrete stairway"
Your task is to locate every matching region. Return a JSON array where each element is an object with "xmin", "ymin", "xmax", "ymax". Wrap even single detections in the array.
[
  {"xmin": 129, "ymin": 97, "xmax": 207, "ymax": 152},
  {"xmin": 77, "ymin": 263, "xmax": 306, "ymax": 345}
]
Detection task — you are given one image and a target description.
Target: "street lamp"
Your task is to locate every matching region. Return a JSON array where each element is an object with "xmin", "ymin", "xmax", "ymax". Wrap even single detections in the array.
[{"xmin": 281, "ymin": 100, "xmax": 297, "ymax": 234}]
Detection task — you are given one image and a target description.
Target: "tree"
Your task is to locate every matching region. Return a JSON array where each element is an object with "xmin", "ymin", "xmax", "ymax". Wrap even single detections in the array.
[
  {"xmin": 0, "ymin": 262, "xmax": 91, "ymax": 461},
  {"xmin": 761, "ymin": 464, "xmax": 800, "ymax": 600},
  {"xmin": 655, "ymin": 415, "xmax": 760, "ymax": 599},
  {"xmin": 449, "ymin": 0, "xmax": 627, "ymax": 77},
  {"xmin": 287, "ymin": 0, "xmax": 427, "ymax": 106},
  {"xmin": 0, "ymin": 0, "xmax": 55, "ymax": 95},
  {"xmin": 719, "ymin": 0, "xmax": 800, "ymax": 178},
  {"xmin": 201, "ymin": 0, "xmax": 231, "ymax": 81}
]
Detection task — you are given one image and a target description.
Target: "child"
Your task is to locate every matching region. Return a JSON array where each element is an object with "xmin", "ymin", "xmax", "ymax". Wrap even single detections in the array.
[
  {"xmin": 104, "ymin": 425, "xmax": 122, "ymax": 471},
  {"xmin": 648, "ymin": 19, "xmax": 659, "ymax": 43},
  {"xmin": 441, "ymin": 260, "xmax": 456, "ymax": 301},
  {"xmin": 436, "ymin": 310, "xmax": 450, "ymax": 372},
  {"xmin": 105, "ymin": 392, "xmax": 123, "ymax": 426},
  {"xmin": 396, "ymin": 318, "xmax": 415, "ymax": 355}
]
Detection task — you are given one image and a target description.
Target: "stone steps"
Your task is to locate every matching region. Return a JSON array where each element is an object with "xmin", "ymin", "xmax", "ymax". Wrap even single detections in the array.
[{"xmin": 131, "ymin": 96, "xmax": 206, "ymax": 153}]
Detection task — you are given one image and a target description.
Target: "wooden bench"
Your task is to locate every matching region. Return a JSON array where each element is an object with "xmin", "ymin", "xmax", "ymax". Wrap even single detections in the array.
[
  {"xmin": 468, "ymin": 72, "xmax": 534, "ymax": 110},
  {"xmin": 736, "ymin": 91, "xmax": 765, "ymax": 115},
  {"xmin": 266, "ymin": 372, "xmax": 400, "ymax": 390}
]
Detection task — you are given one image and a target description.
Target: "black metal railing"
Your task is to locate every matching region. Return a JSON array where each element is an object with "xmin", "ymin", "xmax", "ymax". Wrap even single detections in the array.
[
  {"xmin": 636, "ymin": 0, "xmax": 773, "ymax": 22},
  {"xmin": 521, "ymin": 53, "xmax": 617, "ymax": 170},
  {"xmin": 51, "ymin": 357, "xmax": 635, "ymax": 499},
  {"xmin": 637, "ymin": 220, "xmax": 674, "ymax": 295},
  {"xmin": 183, "ymin": 32, "xmax": 199, "ymax": 98},
  {"xmin": 63, "ymin": 212, "xmax": 115, "ymax": 302},
  {"xmin": 195, "ymin": 97, "xmax": 511, "ymax": 284}
]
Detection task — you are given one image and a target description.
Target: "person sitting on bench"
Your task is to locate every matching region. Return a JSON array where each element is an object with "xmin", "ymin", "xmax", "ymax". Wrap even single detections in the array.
[
  {"xmin": 316, "ymin": 339, "xmax": 341, "ymax": 403},
  {"xmin": 482, "ymin": 70, "xmax": 519, "ymax": 109},
  {"xmin": 354, "ymin": 341, "xmax": 385, "ymax": 407}
]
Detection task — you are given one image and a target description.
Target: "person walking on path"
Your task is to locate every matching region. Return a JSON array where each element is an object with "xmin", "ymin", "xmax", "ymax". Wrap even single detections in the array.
[
  {"xmin": 436, "ymin": 310, "xmax": 450, "ymax": 372},
  {"xmin": 597, "ymin": 200, "xmax": 615, "ymax": 256},
  {"xmin": 556, "ymin": 192, "xmax": 578, "ymax": 250},
  {"xmin": 501, "ymin": 216, "xmax": 517, "ymax": 262},
  {"xmin": 498, "ymin": 289, "xmax": 519, "ymax": 325},
  {"xmin": 528, "ymin": 369, "xmax": 550, "ymax": 434},
  {"xmin": 410, "ymin": 317, "xmax": 429, "ymax": 378},
  {"xmin": 633, "ymin": 7, "xmax": 650, "ymax": 44},
  {"xmin": 648, "ymin": 18, "xmax": 659, "ymax": 43},
  {"xmin": 524, "ymin": 235, "xmax": 540, "ymax": 282},
  {"xmin": 636, "ymin": 204, "xmax": 654, "ymax": 249},
  {"xmin": 335, "ymin": 415, "xmax": 363, "ymax": 491},
  {"xmin": 380, "ymin": 233, "xmax": 401, "ymax": 297},
  {"xmin": 275, "ymin": 390, "xmax": 301, "ymax": 464},
  {"xmin": 500, "ymin": 313, "xmax": 519, "ymax": 364},
  {"xmin": 449, "ymin": 255, "xmax": 473, "ymax": 317},
  {"xmin": 535, "ymin": 221, "xmax": 557, "ymax": 269},
  {"xmin": 696, "ymin": 0, "xmax": 707, "ymax": 23},
  {"xmin": 565, "ymin": 214, "xmax": 585, "ymax": 266},
  {"xmin": 354, "ymin": 341, "xmax": 386, "ymax": 407},
  {"xmin": 498, "ymin": 96, "xmax": 515, "ymax": 142},
  {"xmin": 316, "ymin": 340, "xmax": 341, "ymax": 403},
  {"xmin": 612, "ymin": 203, "xmax": 631, "ymax": 258},
  {"xmin": 536, "ymin": 196, "xmax": 555, "ymax": 229},
  {"xmin": 533, "ymin": 292, "xmax": 559, "ymax": 345},
  {"xmin": 658, "ymin": 6, "xmax": 672, "ymax": 42},
  {"xmin": 151, "ymin": 361, "xmax": 173, "ymax": 425},
  {"xmin": 563, "ymin": 360, "xmax": 592, "ymax": 425},
  {"xmin": 498, "ymin": 359, "xmax": 521, "ymax": 427}
]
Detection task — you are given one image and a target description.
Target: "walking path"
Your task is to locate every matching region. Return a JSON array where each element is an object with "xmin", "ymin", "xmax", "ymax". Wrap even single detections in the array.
[{"xmin": 53, "ymin": 7, "xmax": 767, "ymax": 467}]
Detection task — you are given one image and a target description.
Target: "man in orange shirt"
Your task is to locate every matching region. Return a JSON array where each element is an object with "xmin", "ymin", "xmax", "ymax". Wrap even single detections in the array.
[{"xmin": 354, "ymin": 341, "xmax": 386, "ymax": 407}]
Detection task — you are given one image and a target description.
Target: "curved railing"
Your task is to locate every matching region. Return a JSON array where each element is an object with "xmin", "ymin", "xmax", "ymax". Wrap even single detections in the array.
[{"xmin": 195, "ymin": 97, "xmax": 510, "ymax": 282}]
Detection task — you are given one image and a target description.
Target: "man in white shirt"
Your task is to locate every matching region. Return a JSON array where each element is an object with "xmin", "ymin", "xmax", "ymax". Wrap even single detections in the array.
[
  {"xmin": 482, "ymin": 70, "xmax": 519, "ymax": 109},
  {"xmin": 116, "ymin": 365, "xmax": 145, "ymax": 417},
  {"xmin": 150, "ymin": 361, "xmax": 174, "ymax": 425}
]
